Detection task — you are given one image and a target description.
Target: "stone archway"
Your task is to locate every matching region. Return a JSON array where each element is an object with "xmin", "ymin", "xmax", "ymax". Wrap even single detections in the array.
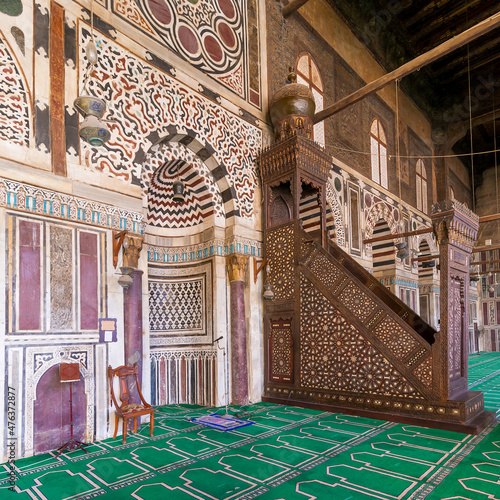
[
  {"xmin": 142, "ymin": 130, "xmax": 239, "ymax": 219},
  {"xmin": 33, "ymin": 365, "xmax": 86, "ymax": 454}
]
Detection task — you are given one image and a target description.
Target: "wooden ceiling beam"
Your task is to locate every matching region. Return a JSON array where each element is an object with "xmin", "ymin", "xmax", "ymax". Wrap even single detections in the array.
[
  {"xmin": 472, "ymin": 244, "xmax": 500, "ymax": 253},
  {"xmin": 433, "ymin": 36, "xmax": 500, "ymax": 78},
  {"xmin": 440, "ymin": 52, "xmax": 500, "ymax": 85},
  {"xmin": 402, "ymin": 0, "xmax": 451, "ymax": 31},
  {"xmin": 412, "ymin": 254, "xmax": 440, "ymax": 263},
  {"xmin": 363, "ymin": 227, "xmax": 434, "ymax": 245},
  {"xmin": 313, "ymin": 11, "xmax": 500, "ymax": 124},
  {"xmin": 282, "ymin": 0, "xmax": 311, "ymax": 17},
  {"xmin": 470, "ymin": 258, "xmax": 500, "ymax": 266},
  {"xmin": 479, "ymin": 213, "xmax": 500, "ymax": 223},
  {"xmin": 411, "ymin": 1, "xmax": 500, "ymax": 51}
]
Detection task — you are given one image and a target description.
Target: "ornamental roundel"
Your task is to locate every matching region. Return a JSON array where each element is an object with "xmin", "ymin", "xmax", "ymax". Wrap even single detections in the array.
[
  {"xmin": 299, "ymin": 274, "xmax": 421, "ymax": 398},
  {"xmin": 372, "ymin": 315, "xmax": 420, "ymax": 360},
  {"xmin": 79, "ymin": 27, "xmax": 260, "ymax": 218},
  {"xmin": 136, "ymin": 0, "xmax": 243, "ymax": 93}
]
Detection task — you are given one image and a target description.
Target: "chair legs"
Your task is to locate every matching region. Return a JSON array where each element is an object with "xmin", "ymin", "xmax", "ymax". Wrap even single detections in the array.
[
  {"xmin": 114, "ymin": 411, "xmax": 154, "ymax": 444},
  {"xmin": 122, "ymin": 417, "xmax": 128, "ymax": 444},
  {"xmin": 113, "ymin": 415, "xmax": 119, "ymax": 440}
]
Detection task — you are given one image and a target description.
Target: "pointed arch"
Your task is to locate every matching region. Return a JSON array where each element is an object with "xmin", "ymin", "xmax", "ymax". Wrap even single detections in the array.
[
  {"xmin": 370, "ymin": 118, "xmax": 388, "ymax": 189},
  {"xmin": 141, "ymin": 129, "xmax": 239, "ymax": 219},
  {"xmin": 296, "ymin": 52, "xmax": 325, "ymax": 146}
]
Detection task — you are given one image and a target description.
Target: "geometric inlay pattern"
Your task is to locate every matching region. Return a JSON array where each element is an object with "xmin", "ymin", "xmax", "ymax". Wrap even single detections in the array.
[
  {"xmin": 338, "ymin": 281, "xmax": 378, "ymax": 324},
  {"xmin": 267, "ymin": 225, "xmax": 295, "ymax": 301},
  {"xmin": 148, "ymin": 261, "xmax": 212, "ymax": 345},
  {"xmin": 449, "ymin": 279, "xmax": 463, "ymax": 380},
  {"xmin": 300, "ymin": 274, "xmax": 421, "ymax": 399},
  {"xmin": 413, "ymin": 356, "xmax": 433, "ymax": 388},
  {"xmin": 80, "ymin": 28, "xmax": 261, "ymax": 219},
  {"xmin": 305, "ymin": 249, "xmax": 342, "ymax": 289},
  {"xmin": 114, "ymin": 0, "xmax": 245, "ymax": 96},
  {"xmin": 270, "ymin": 319, "xmax": 293, "ymax": 383},
  {"xmin": 149, "ymin": 279, "xmax": 203, "ymax": 332},
  {"xmin": 0, "ymin": 35, "xmax": 30, "ymax": 147},
  {"xmin": 372, "ymin": 316, "xmax": 420, "ymax": 360}
]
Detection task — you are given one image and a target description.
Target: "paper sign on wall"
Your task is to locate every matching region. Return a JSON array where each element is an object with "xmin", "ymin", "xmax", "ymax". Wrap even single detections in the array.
[{"xmin": 99, "ymin": 318, "xmax": 117, "ymax": 342}]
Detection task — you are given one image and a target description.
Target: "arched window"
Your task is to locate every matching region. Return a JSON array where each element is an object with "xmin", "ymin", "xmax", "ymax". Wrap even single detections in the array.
[
  {"xmin": 416, "ymin": 159, "xmax": 427, "ymax": 213},
  {"xmin": 370, "ymin": 119, "xmax": 388, "ymax": 189},
  {"xmin": 296, "ymin": 52, "xmax": 325, "ymax": 147}
]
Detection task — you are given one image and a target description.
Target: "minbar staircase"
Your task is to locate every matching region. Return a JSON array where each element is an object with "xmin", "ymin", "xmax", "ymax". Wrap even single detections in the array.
[{"xmin": 262, "ymin": 220, "xmax": 495, "ymax": 433}]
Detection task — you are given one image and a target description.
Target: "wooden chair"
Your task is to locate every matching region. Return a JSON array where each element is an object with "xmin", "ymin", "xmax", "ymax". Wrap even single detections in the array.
[{"xmin": 108, "ymin": 363, "xmax": 154, "ymax": 444}]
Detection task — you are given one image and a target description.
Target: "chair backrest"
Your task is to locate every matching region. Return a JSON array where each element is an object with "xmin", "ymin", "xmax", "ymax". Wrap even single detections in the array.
[{"xmin": 108, "ymin": 363, "xmax": 147, "ymax": 410}]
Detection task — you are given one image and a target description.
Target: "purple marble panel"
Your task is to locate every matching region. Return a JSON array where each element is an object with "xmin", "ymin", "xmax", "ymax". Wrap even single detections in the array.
[
  {"xmin": 19, "ymin": 220, "xmax": 41, "ymax": 330},
  {"xmin": 80, "ymin": 232, "xmax": 98, "ymax": 330},
  {"xmin": 34, "ymin": 364, "xmax": 86, "ymax": 454}
]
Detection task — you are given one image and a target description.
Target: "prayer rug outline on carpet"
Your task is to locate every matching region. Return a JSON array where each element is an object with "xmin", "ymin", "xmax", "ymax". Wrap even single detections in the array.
[{"xmin": 3, "ymin": 353, "xmax": 500, "ymax": 499}]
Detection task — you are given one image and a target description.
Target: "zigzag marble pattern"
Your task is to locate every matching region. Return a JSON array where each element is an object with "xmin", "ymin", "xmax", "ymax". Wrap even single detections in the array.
[
  {"xmin": 146, "ymin": 143, "xmax": 224, "ymax": 228},
  {"xmin": 80, "ymin": 27, "xmax": 261, "ymax": 219}
]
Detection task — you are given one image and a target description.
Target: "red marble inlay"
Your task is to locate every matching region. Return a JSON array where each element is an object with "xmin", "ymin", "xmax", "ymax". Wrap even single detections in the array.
[
  {"xmin": 178, "ymin": 25, "xmax": 199, "ymax": 55},
  {"xmin": 218, "ymin": 0, "xmax": 235, "ymax": 19},
  {"xmin": 364, "ymin": 193, "xmax": 372, "ymax": 208},
  {"xmin": 218, "ymin": 21, "xmax": 235, "ymax": 49},
  {"xmin": 19, "ymin": 220, "xmax": 41, "ymax": 331},
  {"xmin": 250, "ymin": 89, "xmax": 260, "ymax": 106},
  {"xmin": 204, "ymin": 35, "xmax": 223, "ymax": 62},
  {"xmin": 80, "ymin": 232, "xmax": 98, "ymax": 330},
  {"xmin": 147, "ymin": 0, "xmax": 171, "ymax": 25}
]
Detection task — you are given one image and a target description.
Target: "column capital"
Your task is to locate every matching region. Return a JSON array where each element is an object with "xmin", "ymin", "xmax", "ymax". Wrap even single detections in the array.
[
  {"xmin": 226, "ymin": 254, "xmax": 248, "ymax": 282},
  {"xmin": 431, "ymin": 199, "xmax": 479, "ymax": 252},
  {"xmin": 123, "ymin": 234, "xmax": 144, "ymax": 269}
]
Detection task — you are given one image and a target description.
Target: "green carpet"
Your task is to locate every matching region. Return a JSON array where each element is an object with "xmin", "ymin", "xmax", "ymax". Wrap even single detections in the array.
[{"xmin": 3, "ymin": 353, "xmax": 500, "ymax": 499}]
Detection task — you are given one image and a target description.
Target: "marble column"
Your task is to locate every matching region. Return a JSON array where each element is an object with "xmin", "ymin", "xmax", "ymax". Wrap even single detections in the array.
[
  {"xmin": 122, "ymin": 234, "xmax": 144, "ymax": 403},
  {"xmin": 124, "ymin": 270, "xmax": 144, "ymax": 378},
  {"xmin": 227, "ymin": 254, "xmax": 249, "ymax": 405}
]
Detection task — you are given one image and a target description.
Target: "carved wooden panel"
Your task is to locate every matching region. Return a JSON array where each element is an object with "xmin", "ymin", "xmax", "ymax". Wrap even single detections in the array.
[
  {"xmin": 372, "ymin": 316, "xmax": 420, "ymax": 360},
  {"xmin": 269, "ymin": 319, "xmax": 293, "ymax": 383},
  {"xmin": 449, "ymin": 278, "xmax": 463, "ymax": 381},
  {"xmin": 266, "ymin": 224, "xmax": 295, "ymax": 301},
  {"xmin": 270, "ymin": 195, "xmax": 291, "ymax": 226},
  {"xmin": 413, "ymin": 356, "xmax": 433, "ymax": 389},
  {"xmin": 303, "ymin": 247, "xmax": 342, "ymax": 289},
  {"xmin": 338, "ymin": 281, "xmax": 377, "ymax": 323},
  {"xmin": 299, "ymin": 274, "xmax": 421, "ymax": 398}
]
